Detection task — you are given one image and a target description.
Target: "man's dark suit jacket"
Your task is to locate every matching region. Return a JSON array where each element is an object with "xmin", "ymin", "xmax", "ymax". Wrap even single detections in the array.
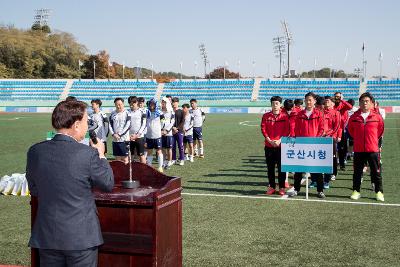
[{"xmin": 26, "ymin": 134, "xmax": 114, "ymax": 250}]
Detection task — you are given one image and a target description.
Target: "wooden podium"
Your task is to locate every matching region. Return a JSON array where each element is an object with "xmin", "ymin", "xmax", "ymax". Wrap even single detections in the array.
[{"xmin": 31, "ymin": 161, "xmax": 182, "ymax": 267}]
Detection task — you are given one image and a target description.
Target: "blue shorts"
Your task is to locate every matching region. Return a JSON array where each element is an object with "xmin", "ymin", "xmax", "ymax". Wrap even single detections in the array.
[
  {"xmin": 112, "ymin": 141, "xmax": 129, "ymax": 157},
  {"xmin": 162, "ymin": 136, "xmax": 173, "ymax": 149},
  {"xmin": 183, "ymin": 135, "xmax": 193, "ymax": 144},
  {"xmin": 193, "ymin": 127, "xmax": 203, "ymax": 140},
  {"xmin": 146, "ymin": 138, "xmax": 162, "ymax": 150}
]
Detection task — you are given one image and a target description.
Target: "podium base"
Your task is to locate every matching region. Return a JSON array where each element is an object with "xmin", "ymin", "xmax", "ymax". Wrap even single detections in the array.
[{"xmin": 121, "ymin": 180, "xmax": 140, "ymax": 189}]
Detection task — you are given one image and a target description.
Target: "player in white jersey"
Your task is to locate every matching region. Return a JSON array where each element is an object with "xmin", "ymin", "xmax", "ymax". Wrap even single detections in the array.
[
  {"xmin": 90, "ymin": 99, "xmax": 109, "ymax": 154},
  {"xmin": 145, "ymin": 98, "xmax": 164, "ymax": 172},
  {"xmin": 190, "ymin": 99, "xmax": 206, "ymax": 158},
  {"xmin": 109, "ymin": 97, "xmax": 131, "ymax": 163},
  {"xmin": 128, "ymin": 96, "xmax": 147, "ymax": 164},
  {"xmin": 161, "ymin": 97, "xmax": 175, "ymax": 169},
  {"xmin": 182, "ymin": 104, "xmax": 194, "ymax": 162}
]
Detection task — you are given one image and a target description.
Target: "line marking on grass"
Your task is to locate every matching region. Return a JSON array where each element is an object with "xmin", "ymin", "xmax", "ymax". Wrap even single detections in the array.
[
  {"xmin": 239, "ymin": 121, "xmax": 259, "ymax": 127},
  {"xmin": 182, "ymin": 192, "xmax": 400, "ymax": 207}
]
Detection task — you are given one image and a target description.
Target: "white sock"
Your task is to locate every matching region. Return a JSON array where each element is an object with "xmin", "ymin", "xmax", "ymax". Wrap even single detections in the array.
[
  {"xmin": 147, "ymin": 155, "xmax": 153, "ymax": 166},
  {"xmin": 200, "ymin": 148, "xmax": 204, "ymax": 155},
  {"xmin": 144, "ymin": 151, "xmax": 148, "ymax": 159},
  {"xmin": 158, "ymin": 154, "xmax": 164, "ymax": 168}
]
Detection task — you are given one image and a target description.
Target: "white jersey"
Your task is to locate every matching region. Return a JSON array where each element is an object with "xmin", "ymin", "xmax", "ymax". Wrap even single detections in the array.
[
  {"xmin": 146, "ymin": 112, "xmax": 162, "ymax": 139},
  {"xmin": 161, "ymin": 111, "xmax": 175, "ymax": 137},
  {"xmin": 190, "ymin": 108, "xmax": 205, "ymax": 127},
  {"xmin": 129, "ymin": 109, "xmax": 147, "ymax": 138},
  {"xmin": 183, "ymin": 113, "xmax": 194, "ymax": 136},
  {"xmin": 89, "ymin": 111, "xmax": 109, "ymax": 142},
  {"xmin": 109, "ymin": 109, "xmax": 131, "ymax": 142}
]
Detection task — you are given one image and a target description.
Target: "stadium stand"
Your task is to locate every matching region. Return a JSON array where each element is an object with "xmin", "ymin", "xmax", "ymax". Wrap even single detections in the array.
[
  {"xmin": 68, "ymin": 80, "xmax": 158, "ymax": 101},
  {"xmin": 258, "ymin": 79, "xmax": 360, "ymax": 101},
  {"xmin": 161, "ymin": 79, "xmax": 254, "ymax": 101},
  {"xmin": 0, "ymin": 80, "xmax": 66, "ymax": 101},
  {"xmin": 366, "ymin": 79, "xmax": 400, "ymax": 100}
]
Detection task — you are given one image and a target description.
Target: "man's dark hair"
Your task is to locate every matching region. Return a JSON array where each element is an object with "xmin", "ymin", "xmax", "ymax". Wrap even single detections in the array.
[
  {"xmin": 359, "ymin": 92, "xmax": 374, "ymax": 102},
  {"xmin": 294, "ymin": 99, "xmax": 303, "ymax": 106},
  {"xmin": 172, "ymin": 97, "xmax": 180, "ymax": 103},
  {"xmin": 52, "ymin": 100, "xmax": 87, "ymax": 130},
  {"xmin": 324, "ymin": 95, "xmax": 334, "ymax": 102},
  {"xmin": 182, "ymin": 103, "xmax": 190, "ymax": 109},
  {"xmin": 114, "ymin": 97, "xmax": 124, "ymax": 103},
  {"xmin": 334, "ymin": 91, "xmax": 342, "ymax": 96},
  {"xmin": 283, "ymin": 99, "xmax": 294, "ymax": 111},
  {"xmin": 91, "ymin": 99, "xmax": 102, "ymax": 107},
  {"xmin": 128, "ymin": 96, "xmax": 137, "ymax": 104},
  {"xmin": 270, "ymin": 96, "xmax": 282, "ymax": 104},
  {"xmin": 347, "ymin": 99, "xmax": 355, "ymax": 106},
  {"xmin": 305, "ymin": 92, "xmax": 317, "ymax": 99},
  {"xmin": 316, "ymin": 95, "xmax": 325, "ymax": 106},
  {"xmin": 166, "ymin": 95, "xmax": 172, "ymax": 99},
  {"xmin": 137, "ymin": 97, "xmax": 145, "ymax": 103},
  {"xmin": 65, "ymin": 96, "xmax": 77, "ymax": 102},
  {"xmin": 190, "ymin": 98, "xmax": 197, "ymax": 103}
]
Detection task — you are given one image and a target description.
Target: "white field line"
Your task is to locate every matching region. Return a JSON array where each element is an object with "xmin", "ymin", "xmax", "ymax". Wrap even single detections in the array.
[{"xmin": 182, "ymin": 192, "xmax": 400, "ymax": 207}]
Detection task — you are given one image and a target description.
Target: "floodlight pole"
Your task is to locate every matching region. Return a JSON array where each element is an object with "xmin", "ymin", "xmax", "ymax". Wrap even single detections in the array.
[
  {"xmin": 151, "ymin": 63, "xmax": 154, "ymax": 81},
  {"xmin": 237, "ymin": 60, "xmax": 241, "ymax": 80},
  {"xmin": 282, "ymin": 20, "xmax": 293, "ymax": 78},
  {"xmin": 397, "ymin": 57, "xmax": 400, "ymax": 80},
  {"xmin": 180, "ymin": 62, "xmax": 183, "ymax": 80}
]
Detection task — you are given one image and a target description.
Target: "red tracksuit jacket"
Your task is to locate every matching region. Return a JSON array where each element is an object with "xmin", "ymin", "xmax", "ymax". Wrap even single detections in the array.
[
  {"xmin": 323, "ymin": 108, "xmax": 341, "ymax": 139},
  {"xmin": 347, "ymin": 110, "xmax": 384, "ymax": 152},
  {"xmin": 334, "ymin": 100, "xmax": 352, "ymax": 130},
  {"xmin": 261, "ymin": 111, "xmax": 290, "ymax": 147},
  {"xmin": 294, "ymin": 108, "xmax": 325, "ymax": 137},
  {"xmin": 281, "ymin": 109, "xmax": 298, "ymax": 137}
]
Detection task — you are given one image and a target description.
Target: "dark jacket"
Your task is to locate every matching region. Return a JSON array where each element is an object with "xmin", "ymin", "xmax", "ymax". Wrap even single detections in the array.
[{"xmin": 26, "ymin": 134, "xmax": 114, "ymax": 250}]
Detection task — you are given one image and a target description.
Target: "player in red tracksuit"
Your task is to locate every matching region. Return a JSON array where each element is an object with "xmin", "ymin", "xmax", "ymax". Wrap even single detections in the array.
[
  {"xmin": 333, "ymin": 92, "xmax": 353, "ymax": 170},
  {"xmin": 282, "ymin": 99, "xmax": 298, "ymax": 137},
  {"xmin": 261, "ymin": 96, "xmax": 290, "ymax": 196},
  {"xmin": 293, "ymin": 99, "xmax": 304, "ymax": 113},
  {"xmin": 287, "ymin": 92, "xmax": 326, "ymax": 198},
  {"xmin": 322, "ymin": 96, "xmax": 341, "ymax": 188},
  {"xmin": 348, "ymin": 92, "xmax": 385, "ymax": 201}
]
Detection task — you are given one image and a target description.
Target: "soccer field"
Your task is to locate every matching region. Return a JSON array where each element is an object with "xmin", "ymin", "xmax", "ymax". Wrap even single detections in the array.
[{"xmin": 1, "ymin": 113, "xmax": 400, "ymax": 266}]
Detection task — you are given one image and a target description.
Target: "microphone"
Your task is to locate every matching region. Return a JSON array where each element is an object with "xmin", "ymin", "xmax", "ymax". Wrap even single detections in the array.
[{"xmin": 88, "ymin": 119, "xmax": 98, "ymax": 144}]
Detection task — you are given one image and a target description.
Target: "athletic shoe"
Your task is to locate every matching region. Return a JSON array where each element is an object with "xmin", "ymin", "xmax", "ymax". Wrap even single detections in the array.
[
  {"xmin": 158, "ymin": 166, "xmax": 164, "ymax": 173},
  {"xmin": 308, "ymin": 181, "xmax": 317, "ymax": 188},
  {"xmin": 171, "ymin": 160, "xmax": 176, "ymax": 165},
  {"xmin": 350, "ymin": 190, "xmax": 361, "ymax": 200},
  {"xmin": 344, "ymin": 160, "xmax": 347, "ymax": 164},
  {"xmin": 330, "ymin": 175, "xmax": 336, "ymax": 181},
  {"xmin": 286, "ymin": 190, "xmax": 298, "ymax": 197},
  {"xmin": 376, "ymin": 191, "xmax": 384, "ymax": 202},
  {"xmin": 371, "ymin": 183, "xmax": 375, "ymax": 192},
  {"xmin": 279, "ymin": 188, "xmax": 286, "ymax": 196},
  {"xmin": 317, "ymin": 192, "xmax": 326, "ymax": 199},
  {"xmin": 363, "ymin": 166, "xmax": 368, "ymax": 173},
  {"xmin": 199, "ymin": 154, "xmax": 205, "ymax": 158},
  {"xmin": 179, "ymin": 160, "xmax": 185, "ymax": 166},
  {"xmin": 190, "ymin": 156, "xmax": 194, "ymax": 162},
  {"xmin": 185, "ymin": 154, "xmax": 189, "ymax": 161},
  {"xmin": 266, "ymin": 187, "xmax": 276, "ymax": 195},
  {"xmin": 323, "ymin": 182, "xmax": 330, "ymax": 189},
  {"xmin": 284, "ymin": 181, "xmax": 290, "ymax": 188}
]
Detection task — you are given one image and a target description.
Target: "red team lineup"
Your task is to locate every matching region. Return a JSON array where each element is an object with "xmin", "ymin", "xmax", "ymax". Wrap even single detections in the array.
[{"xmin": 260, "ymin": 91, "xmax": 385, "ymax": 201}]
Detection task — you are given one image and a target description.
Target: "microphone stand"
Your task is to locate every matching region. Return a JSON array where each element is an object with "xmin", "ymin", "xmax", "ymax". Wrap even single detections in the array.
[{"xmin": 122, "ymin": 141, "xmax": 140, "ymax": 189}]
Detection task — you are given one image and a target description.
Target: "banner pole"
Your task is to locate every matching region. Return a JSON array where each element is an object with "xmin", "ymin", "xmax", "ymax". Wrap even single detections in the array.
[{"xmin": 306, "ymin": 175, "xmax": 309, "ymax": 200}]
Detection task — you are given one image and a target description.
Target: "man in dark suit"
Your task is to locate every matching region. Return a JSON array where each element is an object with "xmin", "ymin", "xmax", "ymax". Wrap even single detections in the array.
[{"xmin": 26, "ymin": 100, "xmax": 114, "ymax": 267}]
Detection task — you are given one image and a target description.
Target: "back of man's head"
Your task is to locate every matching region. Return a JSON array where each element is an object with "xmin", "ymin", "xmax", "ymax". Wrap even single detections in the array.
[{"xmin": 52, "ymin": 100, "xmax": 87, "ymax": 130}]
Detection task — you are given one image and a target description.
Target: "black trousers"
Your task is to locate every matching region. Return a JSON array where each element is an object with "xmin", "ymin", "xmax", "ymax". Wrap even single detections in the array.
[
  {"xmin": 294, "ymin": 172, "xmax": 324, "ymax": 193},
  {"xmin": 264, "ymin": 147, "xmax": 285, "ymax": 189},
  {"xmin": 338, "ymin": 130, "xmax": 347, "ymax": 168},
  {"xmin": 353, "ymin": 152, "xmax": 383, "ymax": 193},
  {"xmin": 39, "ymin": 247, "xmax": 98, "ymax": 267},
  {"xmin": 324, "ymin": 141, "xmax": 338, "ymax": 183}
]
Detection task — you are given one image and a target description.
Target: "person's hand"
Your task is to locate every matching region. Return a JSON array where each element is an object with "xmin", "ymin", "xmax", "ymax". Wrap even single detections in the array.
[
  {"xmin": 90, "ymin": 138, "xmax": 105, "ymax": 158},
  {"xmin": 130, "ymin": 134, "xmax": 137, "ymax": 141},
  {"xmin": 274, "ymin": 139, "xmax": 281, "ymax": 146},
  {"xmin": 337, "ymin": 138, "xmax": 341, "ymax": 143},
  {"xmin": 113, "ymin": 133, "xmax": 120, "ymax": 139}
]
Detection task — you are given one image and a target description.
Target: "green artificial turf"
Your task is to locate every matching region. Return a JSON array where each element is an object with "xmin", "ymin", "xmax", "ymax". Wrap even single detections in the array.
[{"xmin": 0, "ymin": 113, "xmax": 399, "ymax": 266}]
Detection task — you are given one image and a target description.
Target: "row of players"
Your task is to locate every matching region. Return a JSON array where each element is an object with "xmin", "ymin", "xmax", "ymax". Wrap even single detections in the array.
[
  {"xmin": 88, "ymin": 96, "xmax": 206, "ymax": 173},
  {"xmin": 261, "ymin": 91, "xmax": 385, "ymax": 201}
]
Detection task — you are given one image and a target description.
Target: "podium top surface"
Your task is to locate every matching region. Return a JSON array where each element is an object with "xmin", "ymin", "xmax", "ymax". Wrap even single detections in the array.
[
  {"xmin": 94, "ymin": 161, "xmax": 181, "ymax": 207},
  {"xmin": 94, "ymin": 186, "xmax": 159, "ymax": 206}
]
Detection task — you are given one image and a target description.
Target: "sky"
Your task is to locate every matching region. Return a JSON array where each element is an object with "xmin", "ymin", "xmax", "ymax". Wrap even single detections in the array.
[{"xmin": 1, "ymin": 0, "xmax": 400, "ymax": 78}]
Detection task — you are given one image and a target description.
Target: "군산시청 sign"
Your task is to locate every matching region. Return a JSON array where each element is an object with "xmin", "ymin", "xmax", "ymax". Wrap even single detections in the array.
[{"xmin": 281, "ymin": 137, "xmax": 333, "ymax": 173}]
